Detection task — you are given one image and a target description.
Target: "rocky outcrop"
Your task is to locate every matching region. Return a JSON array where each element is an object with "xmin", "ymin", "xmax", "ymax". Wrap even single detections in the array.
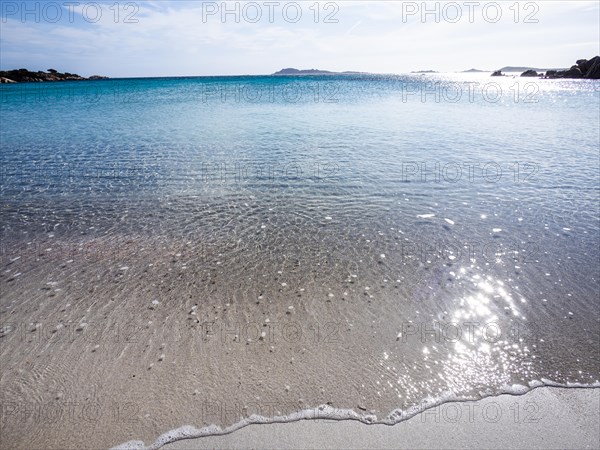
[
  {"xmin": 491, "ymin": 70, "xmax": 504, "ymax": 77},
  {"xmin": 544, "ymin": 56, "xmax": 600, "ymax": 79},
  {"xmin": 521, "ymin": 70, "xmax": 539, "ymax": 77},
  {"xmin": 0, "ymin": 69, "xmax": 108, "ymax": 83},
  {"xmin": 565, "ymin": 66, "xmax": 584, "ymax": 78},
  {"xmin": 584, "ymin": 57, "xmax": 600, "ymax": 79},
  {"xmin": 0, "ymin": 77, "xmax": 16, "ymax": 83}
]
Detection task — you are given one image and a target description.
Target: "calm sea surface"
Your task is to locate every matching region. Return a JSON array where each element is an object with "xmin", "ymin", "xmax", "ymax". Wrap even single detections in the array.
[{"xmin": 1, "ymin": 74, "xmax": 599, "ymax": 445}]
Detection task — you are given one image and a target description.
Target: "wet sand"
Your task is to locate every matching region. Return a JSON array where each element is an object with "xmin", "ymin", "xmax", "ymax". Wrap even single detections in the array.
[
  {"xmin": 160, "ymin": 387, "xmax": 600, "ymax": 450},
  {"xmin": 1, "ymin": 233, "xmax": 599, "ymax": 449}
]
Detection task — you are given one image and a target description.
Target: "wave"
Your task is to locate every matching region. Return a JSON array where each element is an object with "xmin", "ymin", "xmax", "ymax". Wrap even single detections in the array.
[{"xmin": 113, "ymin": 380, "xmax": 600, "ymax": 450}]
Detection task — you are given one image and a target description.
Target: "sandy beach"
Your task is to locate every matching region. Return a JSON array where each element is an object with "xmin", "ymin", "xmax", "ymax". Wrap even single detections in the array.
[
  {"xmin": 1, "ymin": 229, "xmax": 598, "ymax": 449},
  {"xmin": 160, "ymin": 387, "xmax": 599, "ymax": 450}
]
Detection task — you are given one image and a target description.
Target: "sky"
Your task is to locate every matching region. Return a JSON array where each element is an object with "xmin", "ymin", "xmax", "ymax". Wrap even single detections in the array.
[{"xmin": 1, "ymin": 1, "xmax": 599, "ymax": 77}]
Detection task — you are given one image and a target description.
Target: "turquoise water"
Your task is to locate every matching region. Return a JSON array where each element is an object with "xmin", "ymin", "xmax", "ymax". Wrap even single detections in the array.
[
  {"xmin": 2, "ymin": 75, "xmax": 598, "ymax": 240},
  {"xmin": 1, "ymin": 74, "xmax": 599, "ymax": 444}
]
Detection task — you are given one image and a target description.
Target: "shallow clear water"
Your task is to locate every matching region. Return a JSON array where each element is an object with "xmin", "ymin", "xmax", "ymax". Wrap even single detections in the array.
[{"xmin": 1, "ymin": 74, "xmax": 599, "ymax": 448}]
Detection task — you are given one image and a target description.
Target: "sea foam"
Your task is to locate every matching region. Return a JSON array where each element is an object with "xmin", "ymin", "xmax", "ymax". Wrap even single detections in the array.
[{"xmin": 112, "ymin": 380, "xmax": 600, "ymax": 450}]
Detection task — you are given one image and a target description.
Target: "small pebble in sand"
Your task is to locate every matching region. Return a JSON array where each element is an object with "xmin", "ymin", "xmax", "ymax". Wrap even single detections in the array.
[{"xmin": 158, "ymin": 354, "xmax": 165, "ymax": 361}]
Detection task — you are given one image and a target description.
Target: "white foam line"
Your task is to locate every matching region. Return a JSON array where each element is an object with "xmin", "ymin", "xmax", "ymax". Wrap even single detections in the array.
[{"xmin": 112, "ymin": 380, "xmax": 600, "ymax": 450}]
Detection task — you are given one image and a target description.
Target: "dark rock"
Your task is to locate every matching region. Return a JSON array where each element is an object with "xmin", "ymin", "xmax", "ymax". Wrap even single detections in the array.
[
  {"xmin": 0, "ymin": 68, "xmax": 108, "ymax": 83},
  {"xmin": 491, "ymin": 70, "xmax": 504, "ymax": 77},
  {"xmin": 564, "ymin": 66, "xmax": 584, "ymax": 78},
  {"xmin": 545, "ymin": 56, "xmax": 600, "ymax": 79},
  {"xmin": 576, "ymin": 59, "xmax": 590, "ymax": 71},
  {"xmin": 521, "ymin": 69, "xmax": 539, "ymax": 77},
  {"xmin": 576, "ymin": 56, "xmax": 599, "ymax": 74},
  {"xmin": 584, "ymin": 56, "xmax": 600, "ymax": 79}
]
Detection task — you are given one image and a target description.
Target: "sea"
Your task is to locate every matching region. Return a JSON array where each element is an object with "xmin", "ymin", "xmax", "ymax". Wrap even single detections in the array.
[{"xmin": 0, "ymin": 73, "xmax": 599, "ymax": 448}]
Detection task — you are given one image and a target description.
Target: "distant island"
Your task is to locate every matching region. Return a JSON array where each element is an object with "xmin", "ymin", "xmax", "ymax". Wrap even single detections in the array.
[
  {"xmin": 273, "ymin": 59, "xmax": 600, "ymax": 79},
  {"xmin": 272, "ymin": 68, "xmax": 362, "ymax": 76},
  {"xmin": 498, "ymin": 66, "xmax": 565, "ymax": 73},
  {"xmin": 0, "ymin": 69, "xmax": 108, "ymax": 83},
  {"xmin": 4, "ymin": 59, "xmax": 598, "ymax": 83}
]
